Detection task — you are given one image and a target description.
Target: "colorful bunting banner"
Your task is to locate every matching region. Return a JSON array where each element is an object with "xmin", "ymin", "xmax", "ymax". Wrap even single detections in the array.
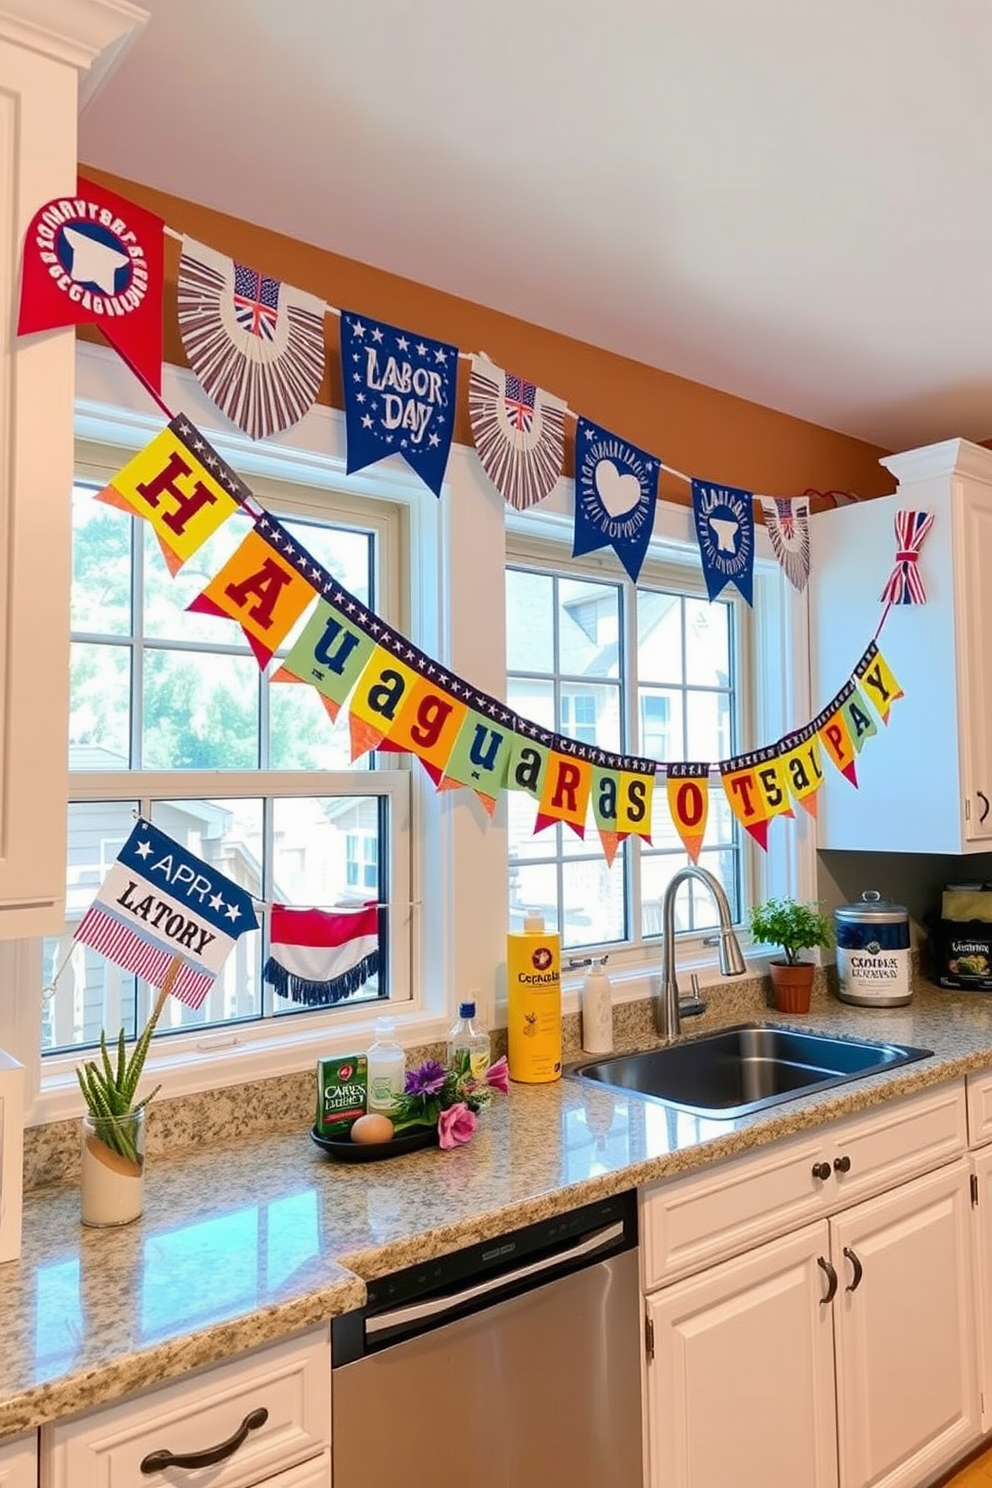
[
  {"xmin": 666, "ymin": 763, "xmax": 711, "ymax": 864},
  {"xmin": 759, "ymin": 495, "xmax": 811, "ymax": 592},
  {"xmin": 468, "ymin": 356, "xmax": 567, "ymax": 510},
  {"xmin": 97, "ymin": 413, "xmax": 250, "ymax": 574},
  {"xmin": 691, "ymin": 479, "xmax": 756, "ymax": 606},
  {"xmin": 177, "ymin": 237, "xmax": 326, "ymax": 441},
  {"xmin": 573, "ymin": 418, "xmax": 660, "ymax": 584},
  {"xmin": 340, "ymin": 311, "xmax": 458, "ymax": 497},
  {"xmin": 17, "ymin": 176, "xmax": 165, "ymax": 397}
]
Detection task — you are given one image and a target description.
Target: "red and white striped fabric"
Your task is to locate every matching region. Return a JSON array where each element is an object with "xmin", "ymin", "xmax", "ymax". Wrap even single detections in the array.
[
  {"xmin": 879, "ymin": 509, "xmax": 935, "ymax": 605},
  {"xmin": 263, "ymin": 903, "xmax": 380, "ymax": 1007}
]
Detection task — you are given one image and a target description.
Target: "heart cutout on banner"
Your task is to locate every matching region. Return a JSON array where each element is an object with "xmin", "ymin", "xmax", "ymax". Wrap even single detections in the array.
[{"xmin": 594, "ymin": 459, "xmax": 641, "ymax": 517}]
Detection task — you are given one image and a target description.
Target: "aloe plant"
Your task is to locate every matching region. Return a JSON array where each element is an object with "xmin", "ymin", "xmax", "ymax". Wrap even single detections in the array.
[{"xmin": 76, "ymin": 1000, "xmax": 163, "ymax": 1165}]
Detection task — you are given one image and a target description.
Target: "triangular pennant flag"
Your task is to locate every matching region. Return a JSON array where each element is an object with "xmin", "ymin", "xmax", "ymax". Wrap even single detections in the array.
[
  {"xmin": 340, "ymin": 310, "xmax": 458, "ymax": 497},
  {"xmin": 178, "ymin": 237, "xmax": 326, "ymax": 441},
  {"xmin": 759, "ymin": 496, "xmax": 811, "ymax": 592},
  {"xmin": 591, "ymin": 755, "xmax": 656, "ymax": 865},
  {"xmin": 854, "ymin": 640, "xmax": 905, "ymax": 725},
  {"xmin": 18, "ymin": 176, "xmax": 165, "ymax": 397},
  {"xmin": 691, "ymin": 479, "xmax": 756, "ymax": 605},
  {"xmin": 666, "ymin": 764, "xmax": 710, "ymax": 863},
  {"xmin": 347, "ymin": 647, "xmax": 422, "ymax": 760},
  {"xmin": 814, "ymin": 681, "xmax": 860, "ymax": 786},
  {"xmin": 720, "ymin": 752, "xmax": 772, "ymax": 850},
  {"xmin": 440, "ymin": 691, "xmax": 513, "ymax": 813},
  {"xmin": 843, "ymin": 684, "xmax": 878, "ymax": 753},
  {"xmin": 187, "ymin": 524, "xmax": 317, "ymax": 668},
  {"xmin": 591, "ymin": 764, "xmax": 625, "ymax": 867},
  {"xmin": 508, "ymin": 724, "xmax": 555, "ymax": 800},
  {"xmin": 780, "ymin": 724, "xmax": 826, "ymax": 817},
  {"xmin": 386, "ymin": 675, "xmax": 470, "ymax": 778},
  {"xmin": 263, "ymin": 903, "xmax": 379, "ymax": 1006},
  {"xmin": 97, "ymin": 413, "xmax": 249, "ymax": 575},
  {"xmin": 535, "ymin": 741, "xmax": 594, "ymax": 838},
  {"xmin": 468, "ymin": 356, "xmax": 567, "ymax": 510},
  {"xmin": 272, "ymin": 594, "xmax": 378, "ymax": 722},
  {"xmin": 573, "ymin": 418, "xmax": 660, "ymax": 584},
  {"xmin": 752, "ymin": 747, "xmax": 795, "ymax": 823}
]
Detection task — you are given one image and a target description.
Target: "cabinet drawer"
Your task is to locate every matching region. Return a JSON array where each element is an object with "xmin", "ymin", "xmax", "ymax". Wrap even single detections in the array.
[
  {"xmin": 966, "ymin": 1067, "xmax": 992, "ymax": 1147},
  {"xmin": 641, "ymin": 1081, "xmax": 966, "ymax": 1288},
  {"xmin": 41, "ymin": 1327, "xmax": 330, "ymax": 1488},
  {"xmin": 0, "ymin": 1432, "xmax": 38, "ymax": 1488}
]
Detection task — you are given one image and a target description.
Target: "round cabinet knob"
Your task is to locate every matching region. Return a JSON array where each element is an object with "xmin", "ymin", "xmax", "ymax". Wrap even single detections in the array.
[
  {"xmin": 811, "ymin": 1161, "xmax": 832, "ymax": 1181},
  {"xmin": 834, "ymin": 1155, "xmax": 852, "ymax": 1174}
]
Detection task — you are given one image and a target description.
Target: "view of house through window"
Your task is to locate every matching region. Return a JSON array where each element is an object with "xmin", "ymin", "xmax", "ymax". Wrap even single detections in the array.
[
  {"xmin": 43, "ymin": 477, "xmax": 408, "ymax": 1056},
  {"xmin": 506, "ymin": 557, "xmax": 741, "ymax": 955}
]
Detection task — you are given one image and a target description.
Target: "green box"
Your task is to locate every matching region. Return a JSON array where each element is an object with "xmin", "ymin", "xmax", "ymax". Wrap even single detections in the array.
[{"xmin": 316, "ymin": 1053, "xmax": 369, "ymax": 1137}]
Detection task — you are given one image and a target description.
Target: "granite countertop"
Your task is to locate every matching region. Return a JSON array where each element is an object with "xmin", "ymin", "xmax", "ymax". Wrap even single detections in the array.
[{"xmin": 4, "ymin": 982, "xmax": 992, "ymax": 1441}]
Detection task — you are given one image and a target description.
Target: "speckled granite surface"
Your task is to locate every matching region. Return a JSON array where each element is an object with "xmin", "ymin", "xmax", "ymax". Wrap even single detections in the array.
[{"xmin": 5, "ymin": 975, "xmax": 992, "ymax": 1443}]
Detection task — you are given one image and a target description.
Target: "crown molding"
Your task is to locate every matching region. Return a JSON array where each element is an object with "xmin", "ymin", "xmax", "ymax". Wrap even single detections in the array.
[{"xmin": 0, "ymin": 0, "xmax": 146, "ymax": 93}]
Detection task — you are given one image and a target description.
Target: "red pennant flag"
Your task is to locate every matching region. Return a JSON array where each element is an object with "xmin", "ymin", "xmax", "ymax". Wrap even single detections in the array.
[{"xmin": 17, "ymin": 176, "xmax": 165, "ymax": 396}]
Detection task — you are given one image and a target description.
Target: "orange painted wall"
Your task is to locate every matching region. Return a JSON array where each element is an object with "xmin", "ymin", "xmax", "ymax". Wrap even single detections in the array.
[{"xmin": 81, "ymin": 165, "xmax": 895, "ymax": 511}]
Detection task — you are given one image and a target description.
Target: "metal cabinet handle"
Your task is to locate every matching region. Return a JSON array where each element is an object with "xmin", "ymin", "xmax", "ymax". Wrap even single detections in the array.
[
  {"xmin": 139, "ymin": 1407, "xmax": 268, "ymax": 1474},
  {"xmin": 979, "ymin": 790, "xmax": 990, "ymax": 825},
  {"xmin": 834, "ymin": 1154, "xmax": 852, "ymax": 1174},
  {"xmin": 844, "ymin": 1246, "xmax": 864, "ymax": 1292},
  {"xmin": 811, "ymin": 1161, "xmax": 832, "ymax": 1181},
  {"xmin": 818, "ymin": 1255, "xmax": 838, "ymax": 1304}
]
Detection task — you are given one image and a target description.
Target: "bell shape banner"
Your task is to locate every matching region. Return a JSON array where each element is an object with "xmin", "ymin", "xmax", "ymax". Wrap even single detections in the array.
[
  {"xmin": 759, "ymin": 495, "xmax": 811, "ymax": 593},
  {"xmin": 573, "ymin": 418, "xmax": 660, "ymax": 584},
  {"xmin": 691, "ymin": 479, "xmax": 755, "ymax": 605}
]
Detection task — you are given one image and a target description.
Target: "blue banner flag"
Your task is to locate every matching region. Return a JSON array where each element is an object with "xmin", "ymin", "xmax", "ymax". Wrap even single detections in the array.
[
  {"xmin": 572, "ymin": 418, "xmax": 660, "ymax": 584},
  {"xmin": 691, "ymin": 479, "xmax": 755, "ymax": 606},
  {"xmin": 340, "ymin": 311, "xmax": 458, "ymax": 497}
]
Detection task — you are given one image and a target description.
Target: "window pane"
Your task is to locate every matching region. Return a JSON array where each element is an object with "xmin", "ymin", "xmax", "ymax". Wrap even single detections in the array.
[
  {"xmin": 507, "ymin": 569, "xmax": 554, "ymax": 672},
  {"xmin": 69, "ymin": 642, "xmax": 131, "ymax": 768},
  {"xmin": 269, "ymin": 681, "xmax": 354, "ymax": 770},
  {"xmin": 72, "ymin": 489, "xmax": 131, "ymax": 636},
  {"xmin": 561, "ymin": 857, "xmax": 625, "ymax": 950},
  {"xmin": 686, "ymin": 690, "xmax": 732, "ymax": 765},
  {"xmin": 282, "ymin": 518, "xmax": 372, "ymax": 603},
  {"xmin": 143, "ymin": 515, "xmax": 253, "ymax": 646},
  {"xmin": 142, "ymin": 650, "xmax": 261, "ymax": 770},
  {"xmin": 636, "ymin": 591, "xmax": 683, "ymax": 685},
  {"xmin": 639, "ymin": 687, "xmax": 683, "ymax": 761},
  {"xmin": 561, "ymin": 683, "xmax": 622, "ymax": 752},
  {"xmin": 684, "ymin": 597, "xmax": 731, "ymax": 687},
  {"xmin": 559, "ymin": 578, "xmax": 620, "ymax": 678}
]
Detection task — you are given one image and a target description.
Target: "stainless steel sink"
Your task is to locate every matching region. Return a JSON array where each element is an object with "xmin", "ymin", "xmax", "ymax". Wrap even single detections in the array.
[{"xmin": 566, "ymin": 1023, "xmax": 933, "ymax": 1119}]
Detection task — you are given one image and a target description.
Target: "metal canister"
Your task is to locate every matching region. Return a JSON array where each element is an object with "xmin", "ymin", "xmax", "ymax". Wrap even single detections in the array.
[{"xmin": 834, "ymin": 890, "xmax": 912, "ymax": 1007}]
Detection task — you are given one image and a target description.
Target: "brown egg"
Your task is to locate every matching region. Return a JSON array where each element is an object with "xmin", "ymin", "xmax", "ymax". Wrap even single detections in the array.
[{"xmin": 350, "ymin": 1113, "xmax": 395, "ymax": 1144}]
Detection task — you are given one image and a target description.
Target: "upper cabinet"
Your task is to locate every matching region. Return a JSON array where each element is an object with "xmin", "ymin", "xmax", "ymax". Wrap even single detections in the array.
[
  {"xmin": 810, "ymin": 439, "xmax": 992, "ymax": 855},
  {"xmin": 0, "ymin": 1, "xmax": 146, "ymax": 937}
]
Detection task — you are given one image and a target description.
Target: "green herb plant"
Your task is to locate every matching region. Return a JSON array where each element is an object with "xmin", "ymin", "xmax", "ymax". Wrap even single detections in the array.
[
  {"xmin": 748, "ymin": 896, "xmax": 832, "ymax": 966},
  {"xmin": 76, "ymin": 1000, "xmax": 163, "ymax": 1166}
]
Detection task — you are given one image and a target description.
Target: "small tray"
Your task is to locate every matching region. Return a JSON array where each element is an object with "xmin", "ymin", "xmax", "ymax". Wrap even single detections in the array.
[{"xmin": 309, "ymin": 1124, "xmax": 438, "ymax": 1163}]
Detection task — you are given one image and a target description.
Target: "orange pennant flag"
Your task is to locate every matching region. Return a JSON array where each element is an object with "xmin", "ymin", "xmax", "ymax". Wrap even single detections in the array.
[
  {"xmin": 720, "ymin": 752, "xmax": 772, "ymax": 850},
  {"xmin": 188, "ymin": 524, "xmax": 317, "ymax": 668}
]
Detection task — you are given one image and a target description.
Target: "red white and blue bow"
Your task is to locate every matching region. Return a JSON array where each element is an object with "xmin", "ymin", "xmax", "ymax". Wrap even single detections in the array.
[{"xmin": 879, "ymin": 509, "xmax": 935, "ymax": 605}]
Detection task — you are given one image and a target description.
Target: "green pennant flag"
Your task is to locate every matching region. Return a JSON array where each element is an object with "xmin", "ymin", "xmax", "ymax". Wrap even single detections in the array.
[
  {"xmin": 440, "ymin": 690, "xmax": 513, "ymax": 814},
  {"xmin": 272, "ymin": 594, "xmax": 377, "ymax": 720},
  {"xmin": 842, "ymin": 683, "xmax": 878, "ymax": 754},
  {"xmin": 507, "ymin": 724, "xmax": 555, "ymax": 800}
]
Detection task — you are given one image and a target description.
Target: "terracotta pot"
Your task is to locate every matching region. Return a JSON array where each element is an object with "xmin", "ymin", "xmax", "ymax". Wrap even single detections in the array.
[{"xmin": 769, "ymin": 960, "xmax": 815, "ymax": 1014}]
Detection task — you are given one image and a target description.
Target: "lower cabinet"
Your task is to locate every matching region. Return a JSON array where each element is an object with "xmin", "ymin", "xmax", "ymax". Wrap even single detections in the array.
[
  {"xmin": 644, "ymin": 1147, "xmax": 980, "ymax": 1488},
  {"xmin": 0, "ymin": 1433, "xmax": 38, "ymax": 1488}
]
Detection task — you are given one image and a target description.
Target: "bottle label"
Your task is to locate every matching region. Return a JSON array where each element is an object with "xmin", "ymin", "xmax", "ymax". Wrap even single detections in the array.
[{"xmin": 468, "ymin": 1050, "xmax": 489, "ymax": 1079}]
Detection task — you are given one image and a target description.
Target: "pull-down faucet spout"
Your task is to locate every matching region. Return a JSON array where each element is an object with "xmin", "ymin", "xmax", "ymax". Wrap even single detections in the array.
[{"xmin": 656, "ymin": 865, "xmax": 747, "ymax": 1041}]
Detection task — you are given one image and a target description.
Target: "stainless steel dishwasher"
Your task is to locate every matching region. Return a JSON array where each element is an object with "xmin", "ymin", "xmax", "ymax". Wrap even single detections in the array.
[{"xmin": 331, "ymin": 1190, "xmax": 642, "ymax": 1487}]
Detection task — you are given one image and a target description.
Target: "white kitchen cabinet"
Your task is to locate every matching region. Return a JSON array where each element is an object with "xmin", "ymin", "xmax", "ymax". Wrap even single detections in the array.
[
  {"xmin": 0, "ymin": 1433, "xmax": 37, "ymax": 1488},
  {"xmin": 641, "ymin": 1084, "xmax": 981, "ymax": 1488},
  {"xmin": 809, "ymin": 438, "xmax": 992, "ymax": 854}
]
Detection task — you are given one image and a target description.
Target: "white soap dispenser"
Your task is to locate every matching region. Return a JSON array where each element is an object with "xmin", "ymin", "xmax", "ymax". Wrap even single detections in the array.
[{"xmin": 580, "ymin": 955, "xmax": 614, "ymax": 1056}]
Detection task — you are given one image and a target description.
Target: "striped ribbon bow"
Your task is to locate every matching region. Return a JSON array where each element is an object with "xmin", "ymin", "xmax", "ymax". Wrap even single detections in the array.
[{"xmin": 879, "ymin": 509, "xmax": 935, "ymax": 605}]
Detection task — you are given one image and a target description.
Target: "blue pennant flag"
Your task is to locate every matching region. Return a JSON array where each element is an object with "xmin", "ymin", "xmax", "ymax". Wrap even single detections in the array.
[
  {"xmin": 340, "ymin": 311, "xmax": 458, "ymax": 497},
  {"xmin": 690, "ymin": 479, "xmax": 755, "ymax": 606},
  {"xmin": 572, "ymin": 418, "xmax": 660, "ymax": 584}
]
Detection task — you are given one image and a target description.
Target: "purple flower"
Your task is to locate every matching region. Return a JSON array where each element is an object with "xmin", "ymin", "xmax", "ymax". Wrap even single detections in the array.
[
  {"xmin": 404, "ymin": 1060, "xmax": 448, "ymax": 1097},
  {"xmin": 438, "ymin": 1102, "xmax": 478, "ymax": 1150},
  {"xmin": 485, "ymin": 1055, "xmax": 509, "ymax": 1094}
]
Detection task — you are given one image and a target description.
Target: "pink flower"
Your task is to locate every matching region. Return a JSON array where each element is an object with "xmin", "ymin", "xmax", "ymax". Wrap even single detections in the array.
[
  {"xmin": 438, "ymin": 1102, "xmax": 478, "ymax": 1150},
  {"xmin": 484, "ymin": 1055, "xmax": 509, "ymax": 1094}
]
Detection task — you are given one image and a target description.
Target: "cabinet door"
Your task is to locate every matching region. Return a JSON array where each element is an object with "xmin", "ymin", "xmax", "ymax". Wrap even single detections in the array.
[
  {"xmin": 831, "ymin": 1158, "xmax": 979, "ymax": 1488},
  {"xmin": 645, "ymin": 1221, "xmax": 837, "ymax": 1488},
  {"xmin": 0, "ymin": 1433, "xmax": 37, "ymax": 1488},
  {"xmin": 956, "ymin": 485, "xmax": 992, "ymax": 842},
  {"xmin": 970, "ymin": 1147, "xmax": 992, "ymax": 1431}
]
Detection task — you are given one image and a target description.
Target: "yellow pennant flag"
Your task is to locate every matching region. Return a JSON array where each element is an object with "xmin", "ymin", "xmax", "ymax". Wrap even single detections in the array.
[
  {"xmin": 97, "ymin": 414, "xmax": 247, "ymax": 574},
  {"xmin": 780, "ymin": 723, "xmax": 825, "ymax": 817},
  {"xmin": 188, "ymin": 524, "xmax": 317, "ymax": 668},
  {"xmin": 854, "ymin": 640, "xmax": 904, "ymax": 725},
  {"xmin": 347, "ymin": 647, "xmax": 422, "ymax": 762},
  {"xmin": 666, "ymin": 764, "xmax": 710, "ymax": 863}
]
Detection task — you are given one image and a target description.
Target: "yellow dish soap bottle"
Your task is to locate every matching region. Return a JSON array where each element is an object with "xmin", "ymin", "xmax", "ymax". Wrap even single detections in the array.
[{"xmin": 507, "ymin": 912, "xmax": 562, "ymax": 1083}]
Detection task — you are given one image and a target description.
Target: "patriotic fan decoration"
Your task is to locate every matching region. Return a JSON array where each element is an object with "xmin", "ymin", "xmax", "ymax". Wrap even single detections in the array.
[
  {"xmin": 178, "ymin": 237, "xmax": 326, "ymax": 441},
  {"xmin": 759, "ymin": 495, "xmax": 811, "ymax": 592},
  {"xmin": 879, "ymin": 509, "xmax": 935, "ymax": 605},
  {"xmin": 468, "ymin": 355, "xmax": 567, "ymax": 510}
]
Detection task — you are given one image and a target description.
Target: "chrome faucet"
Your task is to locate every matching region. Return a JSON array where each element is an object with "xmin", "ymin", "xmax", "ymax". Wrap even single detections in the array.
[{"xmin": 656, "ymin": 865, "xmax": 747, "ymax": 1041}]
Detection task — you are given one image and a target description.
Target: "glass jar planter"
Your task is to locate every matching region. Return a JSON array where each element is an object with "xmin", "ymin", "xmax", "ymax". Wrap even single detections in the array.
[{"xmin": 79, "ymin": 1108, "xmax": 145, "ymax": 1227}]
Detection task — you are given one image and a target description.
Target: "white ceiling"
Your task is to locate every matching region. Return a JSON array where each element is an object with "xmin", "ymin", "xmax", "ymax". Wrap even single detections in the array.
[{"xmin": 78, "ymin": 0, "xmax": 992, "ymax": 453}]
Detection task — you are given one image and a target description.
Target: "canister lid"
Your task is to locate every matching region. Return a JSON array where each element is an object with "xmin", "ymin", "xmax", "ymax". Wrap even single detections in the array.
[{"xmin": 834, "ymin": 888, "xmax": 908, "ymax": 924}]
